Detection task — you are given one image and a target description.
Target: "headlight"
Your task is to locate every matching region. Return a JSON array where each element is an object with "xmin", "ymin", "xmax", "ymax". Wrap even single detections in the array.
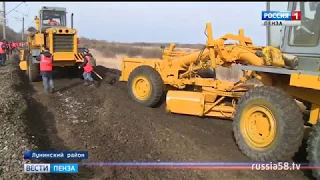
[
  {"xmin": 52, "ymin": 29, "xmax": 56, "ymax": 33},
  {"xmin": 72, "ymin": 30, "xmax": 76, "ymax": 34}
]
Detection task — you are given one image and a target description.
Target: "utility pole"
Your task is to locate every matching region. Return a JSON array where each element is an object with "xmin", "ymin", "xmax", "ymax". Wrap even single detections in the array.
[
  {"xmin": 2, "ymin": 2, "xmax": 5, "ymax": 40},
  {"xmin": 22, "ymin": 17, "xmax": 24, "ymax": 41}
]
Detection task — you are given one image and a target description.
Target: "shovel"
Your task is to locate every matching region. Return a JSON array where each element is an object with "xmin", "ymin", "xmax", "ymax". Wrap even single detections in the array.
[
  {"xmin": 92, "ymin": 69, "xmax": 117, "ymax": 85},
  {"xmin": 93, "ymin": 70, "xmax": 103, "ymax": 80},
  {"xmin": 78, "ymin": 66, "xmax": 116, "ymax": 85}
]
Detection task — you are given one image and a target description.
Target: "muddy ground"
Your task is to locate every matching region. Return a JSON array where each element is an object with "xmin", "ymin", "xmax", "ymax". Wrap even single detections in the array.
[
  {"xmin": 0, "ymin": 57, "xmax": 43, "ymax": 180},
  {"xmin": 0, "ymin": 56, "xmax": 316, "ymax": 180}
]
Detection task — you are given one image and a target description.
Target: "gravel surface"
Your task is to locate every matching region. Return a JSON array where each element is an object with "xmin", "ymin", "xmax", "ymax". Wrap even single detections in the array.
[{"xmin": 0, "ymin": 60, "xmax": 44, "ymax": 180}]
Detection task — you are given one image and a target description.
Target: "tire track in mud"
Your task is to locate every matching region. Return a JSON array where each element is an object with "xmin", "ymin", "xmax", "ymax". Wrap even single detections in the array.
[{"xmin": 24, "ymin": 65, "xmax": 311, "ymax": 180}]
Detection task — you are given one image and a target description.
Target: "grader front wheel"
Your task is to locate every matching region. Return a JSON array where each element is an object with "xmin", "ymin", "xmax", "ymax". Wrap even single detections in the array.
[
  {"xmin": 307, "ymin": 121, "xmax": 320, "ymax": 180},
  {"xmin": 128, "ymin": 66, "xmax": 163, "ymax": 107},
  {"xmin": 233, "ymin": 86, "xmax": 304, "ymax": 161}
]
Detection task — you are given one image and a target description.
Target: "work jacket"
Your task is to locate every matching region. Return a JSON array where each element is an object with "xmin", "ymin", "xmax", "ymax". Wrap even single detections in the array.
[
  {"xmin": 40, "ymin": 52, "xmax": 53, "ymax": 72},
  {"xmin": 0, "ymin": 42, "xmax": 6, "ymax": 53},
  {"xmin": 83, "ymin": 55, "xmax": 93, "ymax": 73}
]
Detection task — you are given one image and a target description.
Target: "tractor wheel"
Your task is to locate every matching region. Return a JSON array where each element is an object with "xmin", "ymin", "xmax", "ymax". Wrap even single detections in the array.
[
  {"xmin": 307, "ymin": 121, "xmax": 320, "ymax": 180},
  {"xmin": 233, "ymin": 86, "xmax": 304, "ymax": 161},
  {"xmin": 26, "ymin": 55, "xmax": 40, "ymax": 82},
  {"xmin": 128, "ymin": 65, "xmax": 163, "ymax": 107}
]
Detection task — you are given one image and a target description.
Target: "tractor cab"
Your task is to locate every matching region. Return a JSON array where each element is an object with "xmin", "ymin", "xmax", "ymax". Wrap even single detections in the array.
[
  {"xmin": 39, "ymin": 6, "xmax": 67, "ymax": 31},
  {"xmin": 267, "ymin": 2, "xmax": 320, "ymax": 72}
]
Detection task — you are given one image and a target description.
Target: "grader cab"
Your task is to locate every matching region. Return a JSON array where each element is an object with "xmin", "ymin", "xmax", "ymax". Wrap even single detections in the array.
[
  {"xmin": 19, "ymin": 6, "xmax": 84, "ymax": 82},
  {"xmin": 120, "ymin": 2, "xmax": 320, "ymax": 177}
]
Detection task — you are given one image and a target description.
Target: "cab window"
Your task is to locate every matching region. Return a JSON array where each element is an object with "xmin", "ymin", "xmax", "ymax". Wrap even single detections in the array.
[
  {"xmin": 42, "ymin": 10, "xmax": 66, "ymax": 27},
  {"xmin": 288, "ymin": 2, "xmax": 320, "ymax": 46}
]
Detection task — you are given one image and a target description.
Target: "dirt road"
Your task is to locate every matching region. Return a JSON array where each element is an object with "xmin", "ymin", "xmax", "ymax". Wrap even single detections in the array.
[{"xmin": 12, "ymin": 64, "xmax": 311, "ymax": 180}]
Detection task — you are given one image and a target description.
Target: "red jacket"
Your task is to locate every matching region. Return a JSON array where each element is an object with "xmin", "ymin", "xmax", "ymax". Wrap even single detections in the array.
[
  {"xmin": 40, "ymin": 53, "xmax": 53, "ymax": 72},
  {"xmin": 0, "ymin": 42, "xmax": 5, "ymax": 53},
  {"xmin": 83, "ymin": 55, "xmax": 93, "ymax": 73}
]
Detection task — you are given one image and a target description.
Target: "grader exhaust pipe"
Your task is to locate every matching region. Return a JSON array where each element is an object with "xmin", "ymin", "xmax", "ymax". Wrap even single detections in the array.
[{"xmin": 71, "ymin": 13, "xmax": 74, "ymax": 29}]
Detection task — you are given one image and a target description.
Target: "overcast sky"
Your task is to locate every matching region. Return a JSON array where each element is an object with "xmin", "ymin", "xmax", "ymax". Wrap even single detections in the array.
[{"xmin": 5, "ymin": 2, "xmax": 267, "ymax": 45}]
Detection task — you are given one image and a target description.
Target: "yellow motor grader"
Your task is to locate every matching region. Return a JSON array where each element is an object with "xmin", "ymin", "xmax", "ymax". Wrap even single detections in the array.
[
  {"xmin": 120, "ymin": 2, "xmax": 320, "ymax": 173},
  {"xmin": 19, "ymin": 6, "xmax": 84, "ymax": 82}
]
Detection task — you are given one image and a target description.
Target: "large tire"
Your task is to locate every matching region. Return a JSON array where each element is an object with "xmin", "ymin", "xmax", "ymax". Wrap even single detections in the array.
[
  {"xmin": 233, "ymin": 86, "xmax": 304, "ymax": 161},
  {"xmin": 127, "ymin": 65, "xmax": 163, "ymax": 107},
  {"xmin": 27, "ymin": 55, "xmax": 40, "ymax": 82},
  {"xmin": 307, "ymin": 121, "xmax": 320, "ymax": 180}
]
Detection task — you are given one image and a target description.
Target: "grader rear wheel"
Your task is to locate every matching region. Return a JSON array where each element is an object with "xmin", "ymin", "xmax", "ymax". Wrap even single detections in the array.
[
  {"xmin": 26, "ymin": 55, "xmax": 40, "ymax": 82},
  {"xmin": 233, "ymin": 86, "xmax": 304, "ymax": 161},
  {"xmin": 128, "ymin": 66, "xmax": 163, "ymax": 107},
  {"xmin": 307, "ymin": 121, "xmax": 320, "ymax": 180}
]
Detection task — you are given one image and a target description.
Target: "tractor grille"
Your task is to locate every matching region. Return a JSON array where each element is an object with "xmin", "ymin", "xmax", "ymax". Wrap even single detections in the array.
[{"xmin": 53, "ymin": 34, "xmax": 74, "ymax": 52}]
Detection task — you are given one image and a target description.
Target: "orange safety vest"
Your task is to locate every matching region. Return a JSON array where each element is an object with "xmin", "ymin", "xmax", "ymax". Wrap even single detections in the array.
[
  {"xmin": 83, "ymin": 55, "xmax": 93, "ymax": 73},
  {"xmin": 0, "ymin": 42, "xmax": 5, "ymax": 53},
  {"xmin": 40, "ymin": 54, "xmax": 53, "ymax": 72}
]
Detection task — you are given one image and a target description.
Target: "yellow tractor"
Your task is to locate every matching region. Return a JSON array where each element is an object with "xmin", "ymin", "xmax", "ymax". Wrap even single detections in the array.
[
  {"xmin": 120, "ymin": 1, "xmax": 320, "ymax": 174},
  {"xmin": 19, "ymin": 6, "xmax": 84, "ymax": 82}
]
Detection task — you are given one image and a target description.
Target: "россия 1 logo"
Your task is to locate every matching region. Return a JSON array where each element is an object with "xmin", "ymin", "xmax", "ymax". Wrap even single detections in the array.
[{"xmin": 261, "ymin": 11, "xmax": 301, "ymax": 26}]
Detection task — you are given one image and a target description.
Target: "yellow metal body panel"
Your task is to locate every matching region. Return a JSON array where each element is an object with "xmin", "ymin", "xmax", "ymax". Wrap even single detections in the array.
[
  {"xmin": 166, "ymin": 91, "xmax": 205, "ymax": 116},
  {"xmin": 166, "ymin": 90, "xmax": 235, "ymax": 118},
  {"xmin": 20, "ymin": 50, "xmax": 25, "ymax": 62},
  {"xmin": 75, "ymin": 53, "xmax": 84, "ymax": 62},
  {"xmin": 290, "ymin": 73, "xmax": 320, "ymax": 90},
  {"xmin": 33, "ymin": 34, "xmax": 44, "ymax": 46},
  {"xmin": 309, "ymin": 104, "xmax": 320, "ymax": 125},
  {"xmin": 119, "ymin": 58, "xmax": 161, "ymax": 81},
  {"xmin": 52, "ymin": 52, "xmax": 75, "ymax": 61}
]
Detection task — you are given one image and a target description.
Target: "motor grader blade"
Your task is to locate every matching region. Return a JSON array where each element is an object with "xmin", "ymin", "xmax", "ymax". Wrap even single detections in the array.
[{"xmin": 166, "ymin": 90, "xmax": 234, "ymax": 118}]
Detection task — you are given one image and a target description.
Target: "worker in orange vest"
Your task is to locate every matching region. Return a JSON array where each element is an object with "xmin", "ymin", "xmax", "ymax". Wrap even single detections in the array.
[
  {"xmin": 78, "ymin": 50, "xmax": 96, "ymax": 86},
  {"xmin": 36, "ymin": 48, "xmax": 55, "ymax": 94},
  {"xmin": 0, "ymin": 39, "xmax": 7, "ymax": 66}
]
